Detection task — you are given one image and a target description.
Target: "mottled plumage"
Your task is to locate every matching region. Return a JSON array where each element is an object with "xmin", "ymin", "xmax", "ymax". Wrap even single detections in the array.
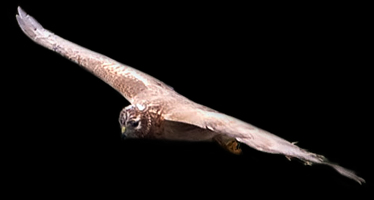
[{"xmin": 16, "ymin": 7, "xmax": 364, "ymax": 184}]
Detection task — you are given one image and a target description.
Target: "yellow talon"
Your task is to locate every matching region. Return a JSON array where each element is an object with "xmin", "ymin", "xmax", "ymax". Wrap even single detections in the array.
[
  {"xmin": 213, "ymin": 135, "xmax": 242, "ymax": 155},
  {"xmin": 226, "ymin": 140, "xmax": 242, "ymax": 155}
]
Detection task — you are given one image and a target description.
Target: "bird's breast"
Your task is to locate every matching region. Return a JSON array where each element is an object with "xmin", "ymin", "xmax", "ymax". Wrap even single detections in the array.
[{"xmin": 158, "ymin": 120, "xmax": 217, "ymax": 142}]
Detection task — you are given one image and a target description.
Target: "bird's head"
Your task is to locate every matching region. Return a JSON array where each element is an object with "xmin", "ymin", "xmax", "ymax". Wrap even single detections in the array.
[{"xmin": 118, "ymin": 104, "xmax": 151, "ymax": 139}]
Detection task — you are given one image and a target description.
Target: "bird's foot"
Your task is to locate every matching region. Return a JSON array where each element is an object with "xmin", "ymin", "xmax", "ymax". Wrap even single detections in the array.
[
  {"xmin": 225, "ymin": 140, "xmax": 242, "ymax": 155},
  {"xmin": 214, "ymin": 135, "xmax": 242, "ymax": 155}
]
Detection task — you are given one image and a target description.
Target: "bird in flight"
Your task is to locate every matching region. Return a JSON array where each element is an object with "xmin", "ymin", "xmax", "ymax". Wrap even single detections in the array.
[{"xmin": 16, "ymin": 6, "xmax": 364, "ymax": 184}]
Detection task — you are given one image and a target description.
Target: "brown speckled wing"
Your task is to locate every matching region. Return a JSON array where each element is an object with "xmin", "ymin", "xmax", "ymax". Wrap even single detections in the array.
[
  {"xmin": 16, "ymin": 7, "xmax": 365, "ymax": 184},
  {"xmin": 16, "ymin": 6, "xmax": 173, "ymax": 104}
]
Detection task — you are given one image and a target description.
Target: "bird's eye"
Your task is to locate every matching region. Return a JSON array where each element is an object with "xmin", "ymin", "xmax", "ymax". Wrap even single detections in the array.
[{"xmin": 128, "ymin": 120, "xmax": 139, "ymax": 128}]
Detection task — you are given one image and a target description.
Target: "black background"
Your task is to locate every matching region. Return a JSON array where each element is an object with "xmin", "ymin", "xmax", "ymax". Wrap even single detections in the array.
[{"xmin": 3, "ymin": 1, "xmax": 372, "ymax": 197}]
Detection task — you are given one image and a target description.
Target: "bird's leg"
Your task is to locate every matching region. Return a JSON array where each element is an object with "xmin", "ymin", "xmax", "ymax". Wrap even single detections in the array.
[{"xmin": 213, "ymin": 135, "xmax": 242, "ymax": 155}]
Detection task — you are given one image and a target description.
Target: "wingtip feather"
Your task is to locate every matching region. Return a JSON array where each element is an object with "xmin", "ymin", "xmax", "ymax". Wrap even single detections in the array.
[
  {"xmin": 328, "ymin": 163, "xmax": 365, "ymax": 185},
  {"xmin": 17, "ymin": 6, "xmax": 26, "ymax": 18},
  {"xmin": 16, "ymin": 6, "xmax": 47, "ymax": 42}
]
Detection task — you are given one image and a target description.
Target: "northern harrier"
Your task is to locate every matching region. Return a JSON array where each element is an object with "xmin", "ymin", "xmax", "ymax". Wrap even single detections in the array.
[{"xmin": 16, "ymin": 7, "xmax": 364, "ymax": 184}]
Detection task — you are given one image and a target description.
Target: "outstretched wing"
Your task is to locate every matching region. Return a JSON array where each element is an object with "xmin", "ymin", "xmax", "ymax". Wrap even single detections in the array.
[
  {"xmin": 161, "ymin": 97, "xmax": 294, "ymax": 151},
  {"xmin": 16, "ymin": 7, "xmax": 173, "ymax": 103},
  {"xmin": 161, "ymin": 96, "xmax": 365, "ymax": 184},
  {"xmin": 16, "ymin": 7, "xmax": 364, "ymax": 184}
]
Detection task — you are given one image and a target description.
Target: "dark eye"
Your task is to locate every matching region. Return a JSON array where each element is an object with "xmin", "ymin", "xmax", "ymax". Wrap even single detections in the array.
[{"xmin": 128, "ymin": 120, "xmax": 139, "ymax": 128}]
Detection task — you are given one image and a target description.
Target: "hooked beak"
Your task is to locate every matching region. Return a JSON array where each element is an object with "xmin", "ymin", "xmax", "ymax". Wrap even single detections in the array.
[{"xmin": 121, "ymin": 126, "xmax": 126, "ymax": 138}]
